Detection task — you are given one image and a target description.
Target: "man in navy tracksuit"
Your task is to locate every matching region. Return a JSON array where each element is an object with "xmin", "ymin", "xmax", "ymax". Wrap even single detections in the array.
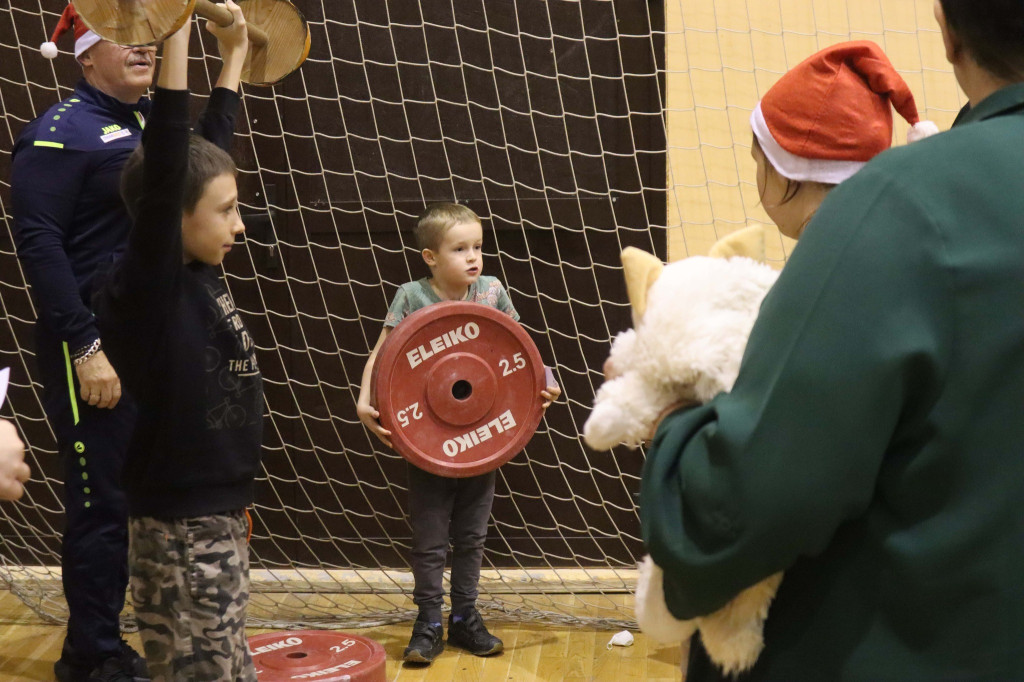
[{"xmin": 10, "ymin": 5, "xmax": 154, "ymax": 680}]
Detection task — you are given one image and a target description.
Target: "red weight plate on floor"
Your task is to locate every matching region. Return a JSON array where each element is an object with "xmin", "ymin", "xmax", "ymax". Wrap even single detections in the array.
[
  {"xmin": 250, "ymin": 630, "xmax": 385, "ymax": 682},
  {"xmin": 373, "ymin": 301, "xmax": 545, "ymax": 477}
]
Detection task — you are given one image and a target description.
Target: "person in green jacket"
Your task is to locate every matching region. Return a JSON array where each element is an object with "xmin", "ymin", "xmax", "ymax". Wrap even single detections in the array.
[{"xmin": 641, "ymin": 1, "xmax": 1024, "ymax": 679}]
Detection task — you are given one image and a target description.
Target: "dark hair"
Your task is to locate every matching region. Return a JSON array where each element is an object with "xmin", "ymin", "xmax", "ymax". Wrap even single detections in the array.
[
  {"xmin": 121, "ymin": 134, "xmax": 236, "ymax": 219},
  {"xmin": 414, "ymin": 202, "xmax": 481, "ymax": 251},
  {"xmin": 939, "ymin": 0, "xmax": 1024, "ymax": 82},
  {"xmin": 751, "ymin": 135, "xmax": 836, "ymax": 207}
]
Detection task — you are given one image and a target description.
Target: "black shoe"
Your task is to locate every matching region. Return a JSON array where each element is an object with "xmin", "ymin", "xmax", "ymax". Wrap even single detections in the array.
[
  {"xmin": 447, "ymin": 607, "xmax": 503, "ymax": 656},
  {"xmin": 86, "ymin": 657, "xmax": 137, "ymax": 682},
  {"xmin": 403, "ymin": 617, "xmax": 445, "ymax": 663},
  {"xmin": 55, "ymin": 638, "xmax": 149, "ymax": 682},
  {"xmin": 55, "ymin": 638, "xmax": 93, "ymax": 682},
  {"xmin": 118, "ymin": 639, "xmax": 149, "ymax": 681},
  {"xmin": 54, "ymin": 656, "xmax": 91, "ymax": 682}
]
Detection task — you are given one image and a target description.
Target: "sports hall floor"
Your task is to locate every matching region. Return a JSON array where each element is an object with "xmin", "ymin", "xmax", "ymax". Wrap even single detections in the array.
[{"xmin": 0, "ymin": 589, "xmax": 685, "ymax": 681}]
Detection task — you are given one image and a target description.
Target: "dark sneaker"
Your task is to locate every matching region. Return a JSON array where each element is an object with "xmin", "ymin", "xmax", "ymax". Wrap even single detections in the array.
[
  {"xmin": 447, "ymin": 607, "xmax": 503, "ymax": 656},
  {"xmin": 54, "ymin": 656, "xmax": 91, "ymax": 682},
  {"xmin": 55, "ymin": 638, "xmax": 149, "ymax": 682},
  {"xmin": 118, "ymin": 639, "xmax": 149, "ymax": 681},
  {"xmin": 86, "ymin": 657, "xmax": 137, "ymax": 682},
  {"xmin": 403, "ymin": 618, "xmax": 445, "ymax": 663}
]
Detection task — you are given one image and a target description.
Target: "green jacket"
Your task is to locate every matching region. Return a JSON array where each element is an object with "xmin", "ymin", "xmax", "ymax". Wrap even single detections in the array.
[{"xmin": 642, "ymin": 82, "xmax": 1024, "ymax": 681}]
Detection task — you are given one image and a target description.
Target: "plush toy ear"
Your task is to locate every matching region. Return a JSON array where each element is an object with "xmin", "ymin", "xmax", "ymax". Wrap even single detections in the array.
[
  {"xmin": 708, "ymin": 224, "xmax": 767, "ymax": 262},
  {"xmin": 621, "ymin": 247, "xmax": 664, "ymax": 323}
]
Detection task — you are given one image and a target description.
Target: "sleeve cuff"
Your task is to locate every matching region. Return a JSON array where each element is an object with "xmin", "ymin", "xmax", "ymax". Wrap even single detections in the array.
[
  {"xmin": 651, "ymin": 401, "xmax": 701, "ymax": 445},
  {"xmin": 208, "ymin": 87, "xmax": 241, "ymax": 118},
  {"xmin": 68, "ymin": 328, "xmax": 100, "ymax": 354}
]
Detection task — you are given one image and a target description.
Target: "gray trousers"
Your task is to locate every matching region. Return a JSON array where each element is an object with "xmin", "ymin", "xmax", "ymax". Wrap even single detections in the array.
[{"xmin": 406, "ymin": 463, "xmax": 496, "ymax": 623}]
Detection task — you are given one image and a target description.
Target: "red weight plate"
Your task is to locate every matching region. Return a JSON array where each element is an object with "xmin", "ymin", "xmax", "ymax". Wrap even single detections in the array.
[
  {"xmin": 250, "ymin": 630, "xmax": 385, "ymax": 682},
  {"xmin": 373, "ymin": 301, "xmax": 545, "ymax": 477}
]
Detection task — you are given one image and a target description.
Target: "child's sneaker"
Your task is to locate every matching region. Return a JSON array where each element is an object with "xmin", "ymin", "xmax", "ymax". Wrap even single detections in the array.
[
  {"xmin": 402, "ymin": 616, "xmax": 444, "ymax": 663},
  {"xmin": 447, "ymin": 607, "xmax": 503, "ymax": 656}
]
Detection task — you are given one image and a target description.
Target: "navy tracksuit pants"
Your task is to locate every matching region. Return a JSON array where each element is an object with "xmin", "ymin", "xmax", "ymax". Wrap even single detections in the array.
[{"xmin": 38, "ymin": 336, "xmax": 136, "ymax": 669}]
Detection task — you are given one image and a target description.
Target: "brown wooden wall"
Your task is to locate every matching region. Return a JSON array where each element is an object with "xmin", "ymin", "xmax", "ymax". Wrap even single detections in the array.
[{"xmin": 0, "ymin": 0, "xmax": 666, "ymax": 571}]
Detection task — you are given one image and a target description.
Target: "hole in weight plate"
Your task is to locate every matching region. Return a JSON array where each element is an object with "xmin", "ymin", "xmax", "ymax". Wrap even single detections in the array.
[{"xmin": 452, "ymin": 380, "xmax": 472, "ymax": 400}]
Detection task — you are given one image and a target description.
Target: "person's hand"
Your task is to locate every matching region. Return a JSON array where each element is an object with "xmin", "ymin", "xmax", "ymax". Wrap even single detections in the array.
[
  {"xmin": 207, "ymin": 1, "xmax": 249, "ymax": 62},
  {"xmin": 75, "ymin": 350, "xmax": 121, "ymax": 409},
  {"xmin": 541, "ymin": 385, "xmax": 561, "ymax": 410},
  {"xmin": 603, "ymin": 357, "xmax": 619, "ymax": 380},
  {"xmin": 645, "ymin": 399, "xmax": 699, "ymax": 444},
  {"xmin": 357, "ymin": 401, "xmax": 393, "ymax": 448},
  {"xmin": 0, "ymin": 420, "xmax": 30, "ymax": 501}
]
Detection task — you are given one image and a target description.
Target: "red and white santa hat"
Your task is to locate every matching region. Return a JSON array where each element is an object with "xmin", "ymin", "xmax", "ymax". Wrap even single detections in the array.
[
  {"xmin": 40, "ymin": 3, "xmax": 101, "ymax": 59},
  {"xmin": 751, "ymin": 40, "xmax": 939, "ymax": 185}
]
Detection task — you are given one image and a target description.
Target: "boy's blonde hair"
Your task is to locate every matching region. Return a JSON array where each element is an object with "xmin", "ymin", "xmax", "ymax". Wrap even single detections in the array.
[{"xmin": 414, "ymin": 203, "xmax": 480, "ymax": 251}]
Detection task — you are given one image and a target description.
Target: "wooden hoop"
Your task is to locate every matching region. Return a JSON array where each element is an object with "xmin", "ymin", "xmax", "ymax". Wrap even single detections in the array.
[{"xmin": 73, "ymin": 0, "xmax": 310, "ymax": 85}]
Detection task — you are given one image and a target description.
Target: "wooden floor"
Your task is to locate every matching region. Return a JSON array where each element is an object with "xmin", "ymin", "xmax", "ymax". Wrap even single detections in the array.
[{"xmin": 0, "ymin": 589, "xmax": 685, "ymax": 681}]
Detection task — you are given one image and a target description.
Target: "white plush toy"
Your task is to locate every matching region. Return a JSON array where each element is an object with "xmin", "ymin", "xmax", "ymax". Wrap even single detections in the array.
[{"xmin": 583, "ymin": 225, "xmax": 784, "ymax": 677}]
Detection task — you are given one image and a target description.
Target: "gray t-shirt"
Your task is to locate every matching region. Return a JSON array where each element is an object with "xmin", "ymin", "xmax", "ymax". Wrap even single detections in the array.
[{"xmin": 384, "ymin": 275, "xmax": 519, "ymax": 328}]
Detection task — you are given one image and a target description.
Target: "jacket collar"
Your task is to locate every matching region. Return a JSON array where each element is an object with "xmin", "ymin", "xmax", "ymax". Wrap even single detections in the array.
[
  {"xmin": 955, "ymin": 82, "xmax": 1024, "ymax": 127},
  {"xmin": 74, "ymin": 78, "xmax": 152, "ymax": 118}
]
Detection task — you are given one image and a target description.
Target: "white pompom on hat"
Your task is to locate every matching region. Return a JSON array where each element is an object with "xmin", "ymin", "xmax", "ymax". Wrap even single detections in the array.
[
  {"xmin": 908, "ymin": 119, "xmax": 941, "ymax": 143},
  {"xmin": 751, "ymin": 40, "xmax": 939, "ymax": 185},
  {"xmin": 40, "ymin": 3, "xmax": 102, "ymax": 60}
]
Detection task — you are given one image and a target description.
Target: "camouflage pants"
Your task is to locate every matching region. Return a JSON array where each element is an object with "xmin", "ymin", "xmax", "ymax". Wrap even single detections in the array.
[{"xmin": 129, "ymin": 511, "xmax": 255, "ymax": 682}]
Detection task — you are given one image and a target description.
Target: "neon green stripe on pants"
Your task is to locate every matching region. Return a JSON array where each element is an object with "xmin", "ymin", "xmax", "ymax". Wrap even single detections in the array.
[{"xmin": 62, "ymin": 342, "xmax": 80, "ymax": 426}]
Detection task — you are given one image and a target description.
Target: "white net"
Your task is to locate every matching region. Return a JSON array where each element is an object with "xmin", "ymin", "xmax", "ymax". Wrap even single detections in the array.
[{"xmin": 0, "ymin": 0, "xmax": 960, "ymax": 630}]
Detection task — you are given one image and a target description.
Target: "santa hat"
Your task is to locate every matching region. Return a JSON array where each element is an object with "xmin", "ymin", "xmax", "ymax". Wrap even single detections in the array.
[
  {"xmin": 40, "ymin": 3, "xmax": 102, "ymax": 60},
  {"xmin": 751, "ymin": 40, "xmax": 940, "ymax": 185}
]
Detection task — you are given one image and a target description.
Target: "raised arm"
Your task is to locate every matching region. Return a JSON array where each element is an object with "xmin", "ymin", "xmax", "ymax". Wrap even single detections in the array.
[
  {"xmin": 207, "ymin": 0, "xmax": 249, "ymax": 92},
  {"xmin": 118, "ymin": 19, "xmax": 192, "ymax": 277},
  {"xmin": 93, "ymin": 20, "xmax": 193, "ymax": 393},
  {"xmin": 158, "ymin": 19, "xmax": 190, "ymax": 90},
  {"xmin": 195, "ymin": 0, "xmax": 248, "ymax": 151}
]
